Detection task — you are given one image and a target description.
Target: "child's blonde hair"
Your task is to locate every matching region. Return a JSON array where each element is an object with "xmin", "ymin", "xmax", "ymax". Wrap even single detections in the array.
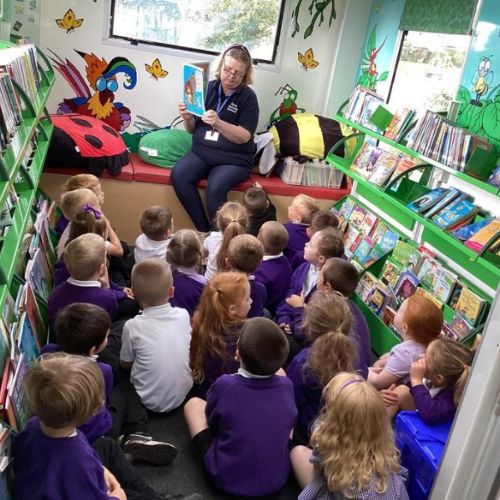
[
  {"xmin": 64, "ymin": 174, "xmax": 100, "ymax": 193},
  {"xmin": 166, "ymin": 229, "xmax": 202, "ymax": 269},
  {"xmin": 64, "ymin": 233, "xmax": 106, "ymax": 281},
  {"xmin": 191, "ymin": 272, "xmax": 249, "ymax": 383},
  {"xmin": 69, "ymin": 208, "xmax": 107, "ymax": 242},
  {"xmin": 258, "ymin": 221, "xmax": 288, "ymax": 255},
  {"xmin": 140, "ymin": 206, "xmax": 173, "ymax": 241},
  {"xmin": 294, "ymin": 194, "xmax": 320, "ymax": 224},
  {"xmin": 404, "ymin": 295, "xmax": 442, "ymax": 346},
  {"xmin": 303, "ymin": 291, "xmax": 356, "ymax": 386},
  {"xmin": 215, "ymin": 202, "xmax": 249, "ymax": 272},
  {"xmin": 132, "ymin": 258, "xmax": 172, "ymax": 307},
  {"xmin": 311, "ymin": 372, "xmax": 401, "ymax": 495},
  {"xmin": 227, "ymin": 234, "xmax": 264, "ymax": 274},
  {"xmin": 24, "ymin": 353, "xmax": 104, "ymax": 429},
  {"xmin": 60, "ymin": 188, "xmax": 99, "ymax": 221},
  {"xmin": 426, "ymin": 337, "xmax": 474, "ymax": 406}
]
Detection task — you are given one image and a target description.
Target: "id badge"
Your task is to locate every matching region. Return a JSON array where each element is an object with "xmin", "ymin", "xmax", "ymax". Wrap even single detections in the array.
[{"xmin": 205, "ymin": 130, "xmax": 219, "ymax": 141}]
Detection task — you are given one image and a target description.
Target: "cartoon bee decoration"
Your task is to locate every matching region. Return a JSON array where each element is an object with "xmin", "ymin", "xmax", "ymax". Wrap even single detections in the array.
[
  {"xmin": 145, "ymin": 58, "xmax": 168, "ymax": 80},
  {"xmin": 471, "ymin": 56, "xmax": 493, "ymax": 107},
  {"xmin": 55, "ymin": 9, "xmax": 83, "ymax": 33},
  {"xmin": 297, "ymin": 48, "xmax": 319, "ymax": 71},
  {"xmin": 269, "ymin": 83, "xmax": 305, "ymax": 126}
]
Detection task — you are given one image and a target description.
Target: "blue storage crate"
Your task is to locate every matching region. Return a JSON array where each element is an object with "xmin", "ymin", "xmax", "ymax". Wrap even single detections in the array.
[{"xmin": 395, "ymin": 411, "xmax": 452, "ymax": 500}]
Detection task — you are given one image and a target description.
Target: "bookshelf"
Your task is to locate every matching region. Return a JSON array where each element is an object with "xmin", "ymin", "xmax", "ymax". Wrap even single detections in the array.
[
  {"xmin": 327, "ymin": 103, "xmax": 499, "ymax": 355},
  {"xmin": 0, "ymin": 40, "xmax": 54, "ymax": 333}
]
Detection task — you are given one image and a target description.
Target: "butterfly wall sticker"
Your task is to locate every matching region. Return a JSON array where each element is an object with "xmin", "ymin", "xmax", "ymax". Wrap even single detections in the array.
[
  {"xmin": 298, "ymin": 48, "xmax": 319, "ymax": 71},
  {"xmin": 55, "ymin": 9, "xmax": 84, "ymax": 33},
  {"xmin": 145, "ymin": 58, "xmax": 169, "ymax": 80}
]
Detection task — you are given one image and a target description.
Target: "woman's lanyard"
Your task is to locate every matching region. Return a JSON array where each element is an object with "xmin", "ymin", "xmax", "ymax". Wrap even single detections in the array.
[{"xmin": 216, "ymin": 83, "xmax": 235, "ymax": 116}]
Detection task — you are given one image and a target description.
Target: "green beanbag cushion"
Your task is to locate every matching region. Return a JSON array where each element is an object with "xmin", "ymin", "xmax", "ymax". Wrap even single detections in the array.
[{"xmin": 138, "ymin": 129, "xmax": 192, "ymax": 168}]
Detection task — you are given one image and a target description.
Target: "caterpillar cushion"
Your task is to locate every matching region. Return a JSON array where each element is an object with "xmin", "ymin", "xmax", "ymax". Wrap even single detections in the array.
[
  {"xmin": 138, "ymin": 129, "xmax": 192, "ymax": 168},
  {"xmin": 45, "ymin": 114, "xmax": 130, "ymax": 176}
]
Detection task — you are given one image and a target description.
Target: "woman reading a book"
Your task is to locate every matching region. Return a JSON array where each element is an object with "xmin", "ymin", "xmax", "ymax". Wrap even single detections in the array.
[{"xmin": 171, "ymin": 44, "xmax": 259, "ymax": 232}]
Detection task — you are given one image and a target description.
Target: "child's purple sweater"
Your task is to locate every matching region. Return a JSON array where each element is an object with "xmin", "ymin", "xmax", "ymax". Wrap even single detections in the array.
[
  {"xmin": 284, "ymin": 222, "xmax": 309, "ymax": 263},
  {"xmin": 254, "ymin": 255, "xmax": 292, "ymax": 315}
]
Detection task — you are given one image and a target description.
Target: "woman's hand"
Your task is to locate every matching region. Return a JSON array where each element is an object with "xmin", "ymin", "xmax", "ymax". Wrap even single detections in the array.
[
  {"xmin": 201, "ymin": 110, "xmax": 219, "ymax": 128},
  {"xmin": 179, "ymin": 102, "xmax": 195, "ymax": 133}
]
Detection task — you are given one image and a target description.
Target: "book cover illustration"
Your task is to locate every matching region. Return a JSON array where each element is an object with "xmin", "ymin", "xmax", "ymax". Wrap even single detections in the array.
[
  {"xmin": 394, "ymin": 270, "xmax": 420, "ymax": 301},
  {"xmin": 363, "ymin": 245, "xmax": 387, "ymax": 268},
  {"xmin": 356, "ymin": 272, "xmax": 378, "ymax": 301},
  {"xmin": 452, "ymin": 217, "xmax": 493, "ymax": 241},
  {"xmin": 358, "ymin": 212, "xmax": 378, "ymax": 236},
  {"xmin": 432, "ymin": 198, "xmax": 480, "ymax": 230},
  {"xmin": 21, "ymin": 282, "xmax": 46, "ymax": 350},
  {"xmin": 465, "ymin": 218, "xmax": 500, "ymax": 253},
  {"xmin": 16, "ymin": 312, "xmax": 39, "ymax": 365},
  {"xmin": 422, "ymin": 188, "xmax": 464, "ymax": 218},
  {"xmin": 454, "ymin": 287, "xmax": 485, "ymax": 326},
  {"xmin": 387, "ymin": 157, "xmax": 417, "ymax": 190},
  {"xmin": 369, "ymin": 151, "xmax": 399, "ymax": 186},
  {"xmin": 449, "ymin": 312, "xmax": 473, "ymax": 340},
  {"xmin": 344, "ymin": 225, "xmax": 360, "ymax": 252},
  {"xmin": 407, "ymin": 187, "xmax": 449, "ymax": 214},
  {"xmin": 366, "ymin": 286, "xmax": 388, "ymax": 316},
  {"xmin": 6, "ymin": 353, "xmax": 29, "ymax": 431},
  {"xmin": 382, "ymin": 306, "xmax": 397, "ymax": 327},
  {"xmin": 417, "ymin": 257, "xmax": 442, "ymax": 289},
  {"xmin": 353, "ymin": 237, "xmax": 374, "ymax": 264},
  {"xmin": 25, "ymin": 247, "xmax": 53, "ymax": 302},
  {"xmin": 441, "ymin": 324, "xmax": 459, "ymax": 341},
  {"xmin": 371, "ymin": 221, "xmax": 388, "ymax": 245},
  {"xmin": 448, "ymin": 281, "xmax": 463, "ymax": 309},
  {"xmin": 431, "ymin": 269, "xmax": 457, "ymax": 304},
  {"xmin": 379, "ymin": 229, "xmax": 400, "ymax": 253},
  {"xmin": 391, "ymin": 240, "xmax": 415, "ymax": 266},
  {"xmin": 352, "ymin": 142, "xmax": 375, "ymax": 173},
  {"xmin": 339, "ymin": 198, "xmax": 355, "ymax": 221},
  {"xmin": 380, "ymin": 258, "xmax": 403, "ymax": 289},
  {"xmin": 349, "ymin": 205, "xmax": 367, "ymax": 230},
  {"xmin": 182, "ymin": 63, "xmax": 205, "ymax": 117}
]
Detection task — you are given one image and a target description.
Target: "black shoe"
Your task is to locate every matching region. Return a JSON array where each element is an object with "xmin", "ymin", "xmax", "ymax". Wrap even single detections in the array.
[{"xmin": 122, "ymin": 437, "xmax": 178, "ymax": 466}]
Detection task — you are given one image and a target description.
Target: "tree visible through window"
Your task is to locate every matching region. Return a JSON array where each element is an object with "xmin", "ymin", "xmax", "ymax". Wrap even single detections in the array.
[{"xmin": 109, "ymin": 0, "xmax": 285, "ymax": 64}]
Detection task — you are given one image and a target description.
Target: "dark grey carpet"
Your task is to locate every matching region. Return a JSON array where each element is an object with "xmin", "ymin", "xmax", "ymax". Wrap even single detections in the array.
[{"xmin": 134, "ymin": 407, "xmax": 301, "ymax": 499}]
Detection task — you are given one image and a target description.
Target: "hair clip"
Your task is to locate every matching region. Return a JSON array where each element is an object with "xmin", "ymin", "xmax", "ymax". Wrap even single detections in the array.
[
  {"xmin": 339, "ymin": 378, "xmax": 363, "ymax": 390},
  {"xmin": 225, "ymin": 44, "xmax": 251, "ymax": 58},
  {"xmin": 83, "ymin": 204, "xmax": 101, "ymax": 219}
]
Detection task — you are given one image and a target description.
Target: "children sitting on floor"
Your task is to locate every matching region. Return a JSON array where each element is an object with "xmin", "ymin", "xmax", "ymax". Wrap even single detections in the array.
[
  {"xmin": 204, "ymin": 201, "xmax": 249, "ymax": 279},
  {"xmin": 368, "ymin": 294, "xmax": 442, "ymax": 389},
  {"xmin": 134, "ymin": 206, "xmax": 173, "ymax": 263},
  {"xmin": 242, "ymin": 182, "xmax": 277, "ymax": 237},
  {"xmin": 166, "ymin": 229, "xmax": 207, "ymax": 317},
  {"xmin": 48, "ymin": 233, "xmax": 117, "ymax": 334},
  {"xmin": 283, "ymin": 194, "xmax": 320, "ymax": 263},
  {"xmin": 255, "ymin": 221, "xmax": 293, "ymax": 317},
  {"xmin": 190, "ymin": 272, "xmax": 252, "ymax": 398},
  {"xmin": 120, "ymin": 259, "xmax": 193, "ymax": 414},
  {"xmin": 381, "ymin": 337, "xmax": 474, "ymax": 425},
  {"xmin": 317, "ymin": 257, "xmax": 371, "ymax": 378},
  {"xmin": 286, "ymin": 291, "xmax": 356, "ymax": 445},
  {"xmin": 11, "ymin": 353, "xmax": 194, "ymax": 500},
  {"xmin": 291, "ymin": 209, "xmax": 340, "ymax": 270},
  {"xmin": 226, "ymin": 234, "xmax": 267, "ymax": 318},
  {"xmin": 184, "ymin": 317, "xmax": 296, "ymax": 498},
  {"xmin": 291, "ymin": 372, "xmax": 409, "ymax": 499},
  {"xmin": 276, "ymin": 227, "xmax": 345, "ymax": 353}
]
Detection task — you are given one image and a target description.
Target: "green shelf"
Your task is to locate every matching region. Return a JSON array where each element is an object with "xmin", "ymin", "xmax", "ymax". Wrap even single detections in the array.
[{"xmin": 334, "ymin": 113, "xmax": 500, "ymax": 197}]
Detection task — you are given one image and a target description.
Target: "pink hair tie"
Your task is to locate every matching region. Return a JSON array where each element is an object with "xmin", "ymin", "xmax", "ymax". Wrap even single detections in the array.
[{"xmin": 83, "ymin": 204, "xmax": 102, "ymax": 219}]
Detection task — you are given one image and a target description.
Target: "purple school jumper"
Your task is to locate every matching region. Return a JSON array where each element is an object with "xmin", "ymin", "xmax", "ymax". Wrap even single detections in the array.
[
  {"xmin": 284, "ymin": 222, "xmax": 309, "ymax": 263},
  {"xmin": 41, "ymin": 343, "xmax": 113, "ymax": 443},
  {"xmin": 170, "ymin": 267, "xmax": 207, "ymax": 317},
  {"xmin": 54, "ymin": 259, "xmax": 127, "ymax": 301},
  {"xmin": 410, "ymin": 384, "xmax": 456, "ymax": 425},
  {"xmin": 254, "ymin": 255, "xmax": 293, "ymax": 315},
  {"xmin": 48, "ymin": 280, "xmax": 117, "ymax": 332},
  {"xmin": 290, "ymin": 249, "xmax": 306, "ymax": 270},
  {"xmin": 276, "ymin": 262, "xmax": 316, "ymax": 336},
  {"xmin": 12, "ymin": 418, "xmax": 111, "ymax": 500},
  {"xmin": 248, "ymin": 276, "xmax": 267, "ymax": 318},
  {"xmin": 348, "ymin": 299, "xmax": 371, "ymax": 379},
  {"xmin": 204, "ymin": 373, "xmax": 297, "ymax": 497},
  {"xmin": 286, "ymin": 348, "xmax": 321, "ymax": 445}
]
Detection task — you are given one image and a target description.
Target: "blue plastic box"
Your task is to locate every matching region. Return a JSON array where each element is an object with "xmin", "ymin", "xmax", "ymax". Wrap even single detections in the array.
[{"xmin": 395, "ymin": 411, "xmax": 452, "ymax": 500}]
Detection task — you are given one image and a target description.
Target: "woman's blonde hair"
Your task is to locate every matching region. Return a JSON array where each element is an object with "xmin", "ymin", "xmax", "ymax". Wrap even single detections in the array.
[
  {"xmin": 24, "ymin": 353, "xmax": 104, "ymax": 429},
  {"xmin": 311, "ymin": 372, "xmax": 401, "ymax": 496},
  {"xmin": 166, "ymin": 229, "xmax": 203, "ymax": 269},
  {"xmin": 214, "ymin": 44, "xmax": 254, "ymax": 86},
  {"xmin": 426, "ymin": 337, "xmax": 474, "ymax": 406},
  {"xmin": 303, "ymin": 291, "xmax": 356, "ymax": 386},
  {"xmin": 215, "ymin": 201, "xmax": 249, "ymax": 272},
  {"xmin": 190, "ymin": 272, "xmax": 248, "ymax": 383},
  {"xmin": 64, "ymin": 174, "xmax": 100, "ymax": 193}
]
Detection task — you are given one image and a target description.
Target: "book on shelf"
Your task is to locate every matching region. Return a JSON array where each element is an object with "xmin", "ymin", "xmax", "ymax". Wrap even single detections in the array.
[
  {"xmin": 369, "ymin": 151, "xmax": 400, "ymax": 186},
  {"xmin": 366, "ymin": 285, "xmax": 389, "ymax": 316},
  {"xmin": 464, "ymin": 219, "xmax": 500, "ymax": 253},
  {"xmin": 431, "ymin": 198, "xmax": 480, "ymax": 230},
  {"xmin": 387, "ymin": 156, "xmax": 419, "ymax": 188},
  {"xmin": 349, "ymin": 205, "xmax": 367, "ymax": 231},
  {"xmin": 431, "ymin": 269, "xmax": 458, "ymax": 304},
  {"xmin": 422, "ymin": 189, "xmax": 466, "ymax": 218},
  {"xmin": 453, "ymin": 286, "xmax": 487, "ymax": 327},
  {"xmin": 344, "ymin": 86, "xmax": 384, "ymax": 132},
  {"xmin": 391, "ymin": 240, "xmax": 416, "ymax": 267},
  {"xmin": 384, "ymin": 107, "xmax": 415, "ymax": 142},
  {"xmin": 371, "ymin": 220, "xmax": 388, "ymax": 245},
  {"xmin": 452, "ymin": 217, "xmax": 494, "ymax": 241},
  {"xmin": 407, "ymin": 187, "xmax": 450, "ymax": 214},
  {"xmin": 5, "ymin": 352, "xmax": 29, "ymax": 431},
  {"xmin": 338, "ymin": 198, "xmax": 355, "ymax": 221},
  {"xmin": 24, "ymin": 246, "xmax": 54, "ymax": 302},
  {"xmin": 394, "ymin": 270, "xmax": 420, "ymax": 301},
  {"xmin": 20, "ymin": 282, "xmax": 46, "ymax": 350},
  {"xmin": 380, "ymin": 258, "xmax": 403, "ymax": 289},
  {"xmin": 358, "ymin": 211, "xmax": 378, "ymax": 236},
  {"xmin": 448, "ymin": 312, "xmax": 474, "ymax": 340},
  {"xmin": 414, "ymin": 287, "xmax": 443, "ymax": 310},
  {"xmin": 378, "ymin": 229, "xmax": 400, "ymax": 253},
  {"xmin": 356, "ymin": 272, "xmax": 378, "ymax": 301},
  {"xmin": 353, "ymin": 236, "xmax": 374, "ymax": 264},
  {"xmin": 344, "ymin": 225, "xmax": 361, "ymax": 252}
]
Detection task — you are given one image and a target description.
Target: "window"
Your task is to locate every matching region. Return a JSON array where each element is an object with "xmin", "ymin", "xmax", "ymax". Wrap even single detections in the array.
[
  {"xmin": 109, "ymin": 0, "xmax": 286, "ymax": 64},
  {"xmin": 387, "ymin": 31, "xmax": 470, "ymax": 115}
]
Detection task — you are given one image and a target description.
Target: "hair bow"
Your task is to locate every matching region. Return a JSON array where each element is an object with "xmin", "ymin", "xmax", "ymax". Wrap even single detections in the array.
[{"xmin": 83, "ymin": 204, "xmax": 102, "ymax": 219}]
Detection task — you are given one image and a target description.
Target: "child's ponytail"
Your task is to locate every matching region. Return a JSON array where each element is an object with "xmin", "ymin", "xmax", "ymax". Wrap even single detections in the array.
[
  {"xmin": 308, "ymin": 329, "xmax": 356, "ymax": 386},
  {"xmin": 453, "ymin": 363, "xmax": 471, "ymax": 407}
]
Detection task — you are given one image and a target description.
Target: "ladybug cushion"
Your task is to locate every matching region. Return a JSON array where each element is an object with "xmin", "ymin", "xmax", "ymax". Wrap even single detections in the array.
[{"xmin": 45, "ymin": 114, "xmax": 130, "ymax": 176}]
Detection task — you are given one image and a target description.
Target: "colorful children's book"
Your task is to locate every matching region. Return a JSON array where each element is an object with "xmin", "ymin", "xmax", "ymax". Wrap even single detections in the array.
[
  {"xmin": 353, "ymin": 237, "xmax": 374, "ymax": 264},
  {"xmin": 363, "ymin": 245, "xmax": 387, "ymax": 268},
  {"xmin": 417, "ymin": 257, "xmax": 442, "ymax": 290},
  {"xmin": 431, "ymin": 269, "xmax": 457, "ymax": 304},
  {"xmin": 422, "ymin": 188, "xmax": 464, "ymax": 218},
  {"xmin": 432, "ymin": 198, "xmax": 480, "ymax": 230},
  {"xmin": 380, "ymin": 258, "xmax": 403, "ymax": 289},
  {"xmin": 356, "ymin": 272, "xmax": 378, "ymax": 301},
  {"xmin": 344, "ymin": 225, "xmax": 361, "ymax": 252},
  {"xmin": 384, "ymin": 108, "xmax": 415, "ymax": 142},
  {"xmin": 394, "ymin": 270, "xmax": 420, "ymax": 301},
  {"xmin": 382, "ymin": 306, "xmax": 397, "ymax": 327},
  {"xmin": 369, "ymin": 151, "xmax": 400, "ymax": 186},
  {"xmin": 366, "ymin": 285, "xmax": 388, "ymax": 316},
  {"xmin": 391, "ymin": 240, "xmax": 415, "ymax": 266},
  {"xmin": 352, "ymin": 143, "xmax": 376, "ymax": 175},
  {"xmin": 407, "ymin": 187, "xmax": 450, "ymax": 214},
  {"xmin": 464, "ymin": 219, "xmax": 500, "ymax": 253},
  {"xmin": 371, "ymin": 221, "xmax": 389, "ymax": 245},
  {"xmin": 441, "ymin": 324, "xmax": 459, "ymax": 341},
  {"xmin": 387, "ymin": 156, "xmax": 418, "ymax": 189},
  {"xmin": 349, "ymin": 205, "xmax": 367, "ymax": 230},
  {"xmin": 358, "ymin": 212, "xmax": 378, "ymax": 236},
  {"xmin": 339, "ymin": 198, "xmax": 355, "ymax": 221},
  {"xmin": 182, "ymin": 63, "xmax": 206, "ymax": 117},
  {"xmin": 454, "ymin": 287, "xmax": 485, "ymax": 326},
  {"xmin": 452, "ymin": 217, "xmax": 493, "ymax": 241},
  {"xmin": 448, "ymin": 281, "xmax": 463, "ymax": 309},
  {"xmin": 449, "ymin": 312, "xmax": 473, "ymax": 340}
]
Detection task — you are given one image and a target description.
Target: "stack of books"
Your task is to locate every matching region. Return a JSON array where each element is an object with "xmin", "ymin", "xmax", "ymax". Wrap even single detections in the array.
[
  {"xmin": 384, "ymin": 107, "xmax": 416, "ymax": 142},
  {"xmin": 406, "ymin": 111, "xmax": 493, "ymax": 172},
  {"xmin": 0, "ymin": 71, "xmax": 22, "ymax": 152},
  {"xmin": 343, "ymin": 86, "xmax": 385, "ymax": 133}
]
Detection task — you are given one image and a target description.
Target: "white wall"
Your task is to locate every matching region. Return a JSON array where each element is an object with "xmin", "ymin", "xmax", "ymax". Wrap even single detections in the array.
[{"xmin": 35, "ymin": 0, "xmax": 370, "ymax": 134}]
